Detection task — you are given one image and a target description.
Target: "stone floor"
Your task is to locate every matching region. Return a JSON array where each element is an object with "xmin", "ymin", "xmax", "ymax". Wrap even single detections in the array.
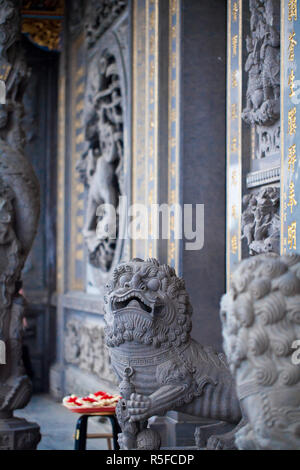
[{"xmin": 15, "ymin": 394, "xmax": 112, "ymax": 450}]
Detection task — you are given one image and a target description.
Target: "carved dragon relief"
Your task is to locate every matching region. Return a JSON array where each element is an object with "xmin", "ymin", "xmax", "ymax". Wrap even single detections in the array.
[
  {"xmin": 104, "ymin": 258, "xmax": 243, "ymax": 450},
  {"xmin": 76, "ymin": 50, "xmax": 124, "ymax": 273},
  {"xmin": 84, "ymin": 0, "xmax": 127, "ymax": 48}
]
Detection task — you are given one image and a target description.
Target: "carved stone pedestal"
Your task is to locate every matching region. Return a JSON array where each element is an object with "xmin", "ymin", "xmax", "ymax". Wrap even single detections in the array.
[
  {"xmin": 149, "ymin": 413, "xmax": 215, "ymax": 448},
  {"xmin": 0, "ymin": 413, "xmax": 41, "ymax": 450}
]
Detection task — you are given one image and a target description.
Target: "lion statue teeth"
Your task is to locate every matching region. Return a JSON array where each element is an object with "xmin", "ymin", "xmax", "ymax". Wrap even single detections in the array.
[{"xmin": 104, "ymin": 258, "xmax": 242, "ymax": 449}]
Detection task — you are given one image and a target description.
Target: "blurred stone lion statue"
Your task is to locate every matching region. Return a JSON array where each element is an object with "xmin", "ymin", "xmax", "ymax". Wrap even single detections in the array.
[
  {"xmin": 220, "ymin": 253, "xmax": 300, "ymax": 449},
  {"xmin": 104, "ymin": 258, "xmax": 242, "ymax": 449}
]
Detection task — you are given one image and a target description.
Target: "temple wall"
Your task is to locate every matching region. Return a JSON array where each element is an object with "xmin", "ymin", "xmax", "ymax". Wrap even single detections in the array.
[
  {"xmin": 51, "ymin": 1, "xmax": 131, "ymax": 398},
  {"xmin": 22, "ymin": 39, "xmax": 58, "ymax": 392},
  {"xmin": 50, "ymin": 0, "xmax": 228, "ymax": 400},
  {"xmin": 181, "ymin": 0, "xmax": 226, "ymax": 349}
]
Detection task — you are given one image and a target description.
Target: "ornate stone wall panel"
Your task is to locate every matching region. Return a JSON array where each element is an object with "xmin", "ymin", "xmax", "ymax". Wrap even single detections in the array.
[
  {"xmin": 132, "ymin": 0, "xmax": 181, "ymax": 270},
  {"xmin": 84, "ymin": 0, "xmax": 128, "ymax": 49},
  {"xmin": 167, "ymin": 0, "xmax": 181, "ymax": 272},
  {"xmin": 226, "ymin": 0, "xmax": 243, "ymax": 289},
  {"xmin": 227, "ymin": 0, "xmax": 285, "ymax": 288},
  {"xmin": 57, "ymin": 59, "xmax": 66, "ymax": 295},
  {"xmin": 69, "ymin": 34, "xmax": 86, "ymax": 292},
  {"xmin": 64, "ymin": 365, "xmax": 118, "ymax": 397},
  {"xmin": 52, "ymin": 6, "xmax": 130, "ymax": 399},
  {"xmin": 281, "ymin": 1, "xmax": 300, "ymax": 255},
  {"xmin": 241, "ymin": 186, "xmax": 280, "ymax": 255},
  {"xmin": 79, "ymin": 14, "xmax": 130, "ymax": 295},
  {"xmin": 64, "ymin": 313, "xmax": 117, "ymax": 386},
  {"xmin": 145, "ymin": 0, "xmax": 159, "ymax": 259},
  {"xmin": 132, "ymin": 0, "xmax": 147, "ymax": 260},
  {"xmin": 242, "ymin": 0, "xmax": 281, "ymax": 184}
]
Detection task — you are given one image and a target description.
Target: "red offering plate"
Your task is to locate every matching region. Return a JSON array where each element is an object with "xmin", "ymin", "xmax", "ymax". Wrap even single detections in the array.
[{"xmin": 66, "ymin": 405, "xmax": 116, "ymax": 414}]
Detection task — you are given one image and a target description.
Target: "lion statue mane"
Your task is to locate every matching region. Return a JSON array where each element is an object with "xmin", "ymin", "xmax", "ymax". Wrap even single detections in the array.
[{"xmin": 220, "ymin": 253, "xmax": 300, "ymax": 450}]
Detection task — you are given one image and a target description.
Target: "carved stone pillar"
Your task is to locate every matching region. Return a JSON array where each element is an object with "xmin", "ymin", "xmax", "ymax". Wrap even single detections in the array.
[
  {"xmin": 226, "ymin": 0, "xmax": 281, "ymax": 290},
  {"xmin": 0, "ymin": 0, "xmax": 41, "ymax": 450}
]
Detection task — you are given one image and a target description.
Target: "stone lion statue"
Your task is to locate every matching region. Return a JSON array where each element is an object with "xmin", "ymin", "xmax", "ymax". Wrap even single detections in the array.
[
  {"xmin": 220, "ymin": 253, "xmax": 300, "ymax": 450},
  {"xmin": 104, "ymin": 258, "xmax": 242, "ymax": 449}
]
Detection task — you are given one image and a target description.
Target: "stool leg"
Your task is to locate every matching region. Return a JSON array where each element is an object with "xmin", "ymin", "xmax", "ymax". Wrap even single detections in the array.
[
  {"xmin": 74, "ymin": 415, "xmax": 88, "ymax": 450},
  {"xmin": 108, "ymin": 416, "xmax": 121, "ymax": 450},
  {"xmin": 107, "ymin": 438, "xmax": 112, "ymax": 450}
]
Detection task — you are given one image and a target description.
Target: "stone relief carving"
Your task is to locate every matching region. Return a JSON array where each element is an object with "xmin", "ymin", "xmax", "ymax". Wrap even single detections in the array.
[
  {"xmin": 255, "ymin": 124, "xmax": 280, "ymax": 159},
  {"xmin": 84, "ymin": 0, "xmax": 127, "ymax": 49},
  {"xmin": 242, "ymin": 0, "xmax": 280, "ymax": 127},
  {"xmin": 69, "ymin": 1, "xmax": 128, "ymax": 44},
  {"xmin": 0, "ymin": 0, "xmax": 40, "ymax": 450},
  {"xmin": 242, "ymin": 0, "xmax": 280, "ymax": 162},
  {"xmin": 76, "ymin": 50, "xmax": 123, "ymax": 272},
  {"xmin": 241, "ymin": 186, "xmax": 280, "ymax": 255},
  {"xmin": 104, "ymin": 258, "xmax": 243, "ymax": 450},
  {"xmin": 0, "ymin": 1, "xmax": 20, "ymax": 61},
  {"xmin": 64, "ymin": 317, "xmax": 117, "ymax": 385},
  {"xmin": 220, "ymin": 253, "xmax": 300, "ymax": 449}
]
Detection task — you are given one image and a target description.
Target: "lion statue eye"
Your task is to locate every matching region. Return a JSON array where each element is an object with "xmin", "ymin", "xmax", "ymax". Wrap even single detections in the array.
[
  {"xmin": 119, "ymin": 274, "xmax": 131, "ymax": 287},
  {"xmin": 147, "ymin": 278, "xmax": 160, "ymax": 292}
]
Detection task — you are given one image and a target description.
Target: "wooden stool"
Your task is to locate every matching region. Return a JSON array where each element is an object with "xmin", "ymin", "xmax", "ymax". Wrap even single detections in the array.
[{"xmin": 74, "ymin": 411, "xmax": 121, "ymax": 450}]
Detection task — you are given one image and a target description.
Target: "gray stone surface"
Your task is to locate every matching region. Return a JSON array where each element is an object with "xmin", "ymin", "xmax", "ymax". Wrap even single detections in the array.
[
  {"xmin": 221, "ymin": 253, "xmax": 300, "ymax": 450},
  {"xmin": 241, "ymin": 187, "xmax": 280, "ymax": 255},
  {"xmin": 15, "ymin": 394, "xmax": 112, "ymax": 450},
  {"xmin": 76, "ymin": 49, "xmax": 124, "ymax": 273},
  {"xmin": 180, "ymin": 0, "xmax": 226, "ymax": 351}
]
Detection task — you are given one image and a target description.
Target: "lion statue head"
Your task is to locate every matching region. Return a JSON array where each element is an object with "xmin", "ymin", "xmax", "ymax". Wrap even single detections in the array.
[
  {"xmin": 220, "ymin": 253, "xmax": 300, "ymax": 449},
  {"xmin": 104, "ymin": 258, "xmax": 192, "ymax": 350}
]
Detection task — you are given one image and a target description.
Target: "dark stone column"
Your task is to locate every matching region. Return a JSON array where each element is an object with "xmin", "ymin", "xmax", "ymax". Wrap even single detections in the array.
[
  {"xmin": 181, "ymin": 0, "xmax": 226, "ymax": 350},
  {"xmin": 0, "ymin": 0, "xmax": 41, "ymax": 449}
]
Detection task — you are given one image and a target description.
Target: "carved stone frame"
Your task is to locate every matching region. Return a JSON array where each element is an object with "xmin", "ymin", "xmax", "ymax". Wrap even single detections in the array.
[{"xmin": 84, "ymin": 10, "xmax": 131, "ymax": 295}]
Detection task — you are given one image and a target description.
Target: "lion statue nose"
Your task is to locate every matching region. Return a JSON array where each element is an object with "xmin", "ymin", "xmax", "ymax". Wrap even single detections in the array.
[{"xmin": 131, "ymin": 273, "xmax": 141, "ymax": 289}]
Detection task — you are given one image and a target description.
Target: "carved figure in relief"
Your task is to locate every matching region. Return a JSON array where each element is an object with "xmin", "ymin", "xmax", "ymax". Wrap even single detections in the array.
[
  {"xmin": 220, "ymin": 253, "xmax": 300, "ymax": 449},
  {"xmin": 84, "ymin": 0, "xmax": 127, "ymax": 48},
  {"xmin": 64, "ymin": 318, "xmax": 117, "ymax": 384},
  {"xmin": 104, "ymin": 258, "xmax": 243, "ymax": 449},
  {"xmin": 242, "ymin": 0, "xmax": 280, "ymax": 127},
  {"xmin": 244, "ymin": 36, "xmax": 263, "ymax": 114},
  {"xmin": 241, "ymin": 187, "xmax": 280, "ymax": 255},
  {"xmin": 77, "ymin": 51, "xmax": 123, "ymax": 271}
]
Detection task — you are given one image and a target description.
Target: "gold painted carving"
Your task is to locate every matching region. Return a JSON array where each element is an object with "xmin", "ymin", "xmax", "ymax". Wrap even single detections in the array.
[{"xmin": 22, "ymin": 18, "xmax": 62, "ymax": 51}]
